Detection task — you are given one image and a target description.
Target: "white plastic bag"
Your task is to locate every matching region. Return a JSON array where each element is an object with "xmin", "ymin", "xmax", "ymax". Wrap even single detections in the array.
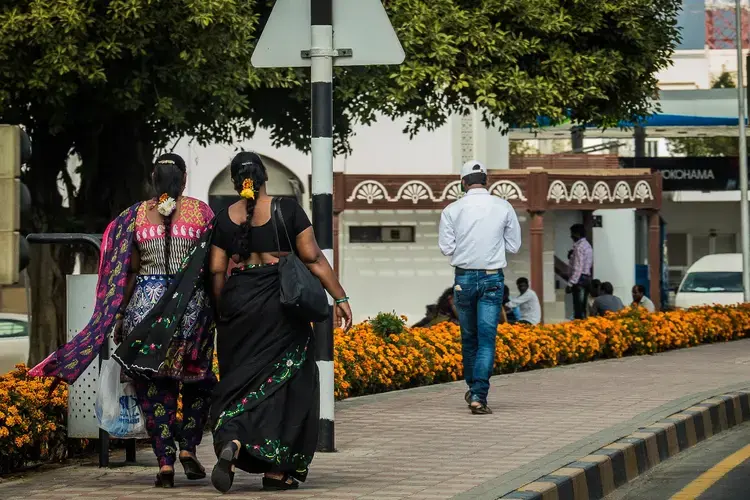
[{"xmin": 95, "ymin": 358, "xmax": 148, "ymax": 439}]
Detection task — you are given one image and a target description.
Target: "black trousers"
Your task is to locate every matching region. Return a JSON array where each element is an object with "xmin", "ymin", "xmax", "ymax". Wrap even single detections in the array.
[{"xmin": 571, "ymin": 283, "xmax": 589, "ymax": 320}]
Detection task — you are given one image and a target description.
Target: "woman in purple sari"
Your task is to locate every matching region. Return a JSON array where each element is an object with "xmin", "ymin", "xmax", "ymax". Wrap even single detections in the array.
[{"xmin": 30, "ymin": 153, "xmax": 216, "ymax": 488}]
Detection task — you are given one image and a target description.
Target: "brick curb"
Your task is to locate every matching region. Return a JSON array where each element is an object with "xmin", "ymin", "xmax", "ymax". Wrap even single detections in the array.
[{"xmin": 499, "ymin": 389, "xmax": 750, "ymax": 500}]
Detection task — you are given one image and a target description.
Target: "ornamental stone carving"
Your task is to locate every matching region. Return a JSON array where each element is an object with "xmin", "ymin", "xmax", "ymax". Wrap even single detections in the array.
[
  {"xmin": 347, "ymin": 181, "xmax": 388, "ymax": 204},
  {"xmin": 489, "ymin": 180, "xmax": 527, "ymax": 201},
  {"xmin": 546, "ymin": 179, "xmax": 655, "ymax": 204}
]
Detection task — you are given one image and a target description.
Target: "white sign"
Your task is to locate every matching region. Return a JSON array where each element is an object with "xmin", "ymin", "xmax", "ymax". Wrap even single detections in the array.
[{"xmin": 251, "ymin": 0, "xmax": 405, "ymax": 68}]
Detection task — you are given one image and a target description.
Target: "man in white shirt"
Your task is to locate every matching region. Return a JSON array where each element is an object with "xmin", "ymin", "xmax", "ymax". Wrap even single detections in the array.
[
  {"xmin": 507, "ymin": 277, "xmax": 541, "ymax": 325},
  {"xmin": 439, "ymin": 160, "xmax": 522, "ymax": 415},
  {"xmin": 631, "ymin": 284, "xmax": 656, "ymax": 313}
]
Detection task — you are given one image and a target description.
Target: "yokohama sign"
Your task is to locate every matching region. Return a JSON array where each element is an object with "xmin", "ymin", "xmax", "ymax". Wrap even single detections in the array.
[{"xmin": 620, "ymin": 157, "xmax": 739, "ymax": 192}]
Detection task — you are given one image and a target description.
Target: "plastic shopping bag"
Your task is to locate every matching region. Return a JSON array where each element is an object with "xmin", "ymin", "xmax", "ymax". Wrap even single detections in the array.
[{"xmin": 95, "ymin": 358, "xmax": 148, "ymax": 439}]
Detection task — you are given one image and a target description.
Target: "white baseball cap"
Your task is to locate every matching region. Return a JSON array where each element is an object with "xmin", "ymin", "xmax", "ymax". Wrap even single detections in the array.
[{"xmin": 460, "ymin": 160, "xmax": 488, "ymax": 179}]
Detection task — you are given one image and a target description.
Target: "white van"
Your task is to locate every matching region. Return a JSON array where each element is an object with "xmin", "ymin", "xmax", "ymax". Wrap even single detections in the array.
[{"xmin": 674, "ymin": 253, "xmax": 744, "ymax": 308}]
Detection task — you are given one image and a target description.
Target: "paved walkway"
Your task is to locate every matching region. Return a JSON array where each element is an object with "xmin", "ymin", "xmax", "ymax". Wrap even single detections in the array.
[{"xmin": 2, "ymin": 340, "xmax": 750, "ymax": 500}]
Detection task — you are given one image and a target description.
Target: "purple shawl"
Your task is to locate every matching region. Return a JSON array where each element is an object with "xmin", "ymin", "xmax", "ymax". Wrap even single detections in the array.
[{"xmin": 29, "ymin": 203, "xmax": 139, "ymax": 384}]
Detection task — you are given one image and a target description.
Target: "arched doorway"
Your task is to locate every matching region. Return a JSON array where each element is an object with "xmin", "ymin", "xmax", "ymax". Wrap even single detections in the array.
[{"xmin": 208, "ymin": 154, "xmax": 304, "ymax": 213}]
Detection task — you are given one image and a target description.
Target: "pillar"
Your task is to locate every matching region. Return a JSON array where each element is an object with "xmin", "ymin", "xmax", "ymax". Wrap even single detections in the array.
[
  {"xmin": 634, "ymin": 126, "xmax": 646, "ymax": 158},
  {"xmin": 529, "ymin": 211, "xmax": 545, "ymax": 321},
  {"xmin": 648, "ymin": 210, "xmax": 661, "ymax": 311},
  {"xmin": 571, "ymin": 126, "xmax": 584, "ymax": 153}
]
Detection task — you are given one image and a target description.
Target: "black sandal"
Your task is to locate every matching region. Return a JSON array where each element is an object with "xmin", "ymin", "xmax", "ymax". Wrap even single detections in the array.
[
  {"xmin": 470, "ymin": 403, "xmax": 493, "ymax": 415},
  {"xmin": 155, "ymin": 470, "xmax": 175, "ymax": 488},
  {"xmin": 180, "ymin": 454, "xmax": 206, "ymax": 480},
  {"xmin": 262, "ymin": 474, "xmax": 300, "ymax": 491},
  {"xmin": 465, "ymin": 390, "xmax": 472, "ymax": 407},
  {"xmin": 211, "ymin": 442, "xmax": 239, "ymax": 493}
]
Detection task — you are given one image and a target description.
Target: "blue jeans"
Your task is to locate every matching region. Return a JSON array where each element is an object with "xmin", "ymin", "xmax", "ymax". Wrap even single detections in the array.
[{"xmin": 453, "ymin": 269, "xmax": 504, "ymax": 405}]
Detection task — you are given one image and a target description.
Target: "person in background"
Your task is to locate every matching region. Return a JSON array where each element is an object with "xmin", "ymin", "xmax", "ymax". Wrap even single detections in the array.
[
  {"xmin": 566, "ymin": 224, "xmax": 593, "ymax": 319},
  {"xmin": 502, "ymin": 285, "xmax": 519, "ymax": 323},
  {"xmin": 587, "ymin": 279, "xmax": 602, "ymax": 318},
  {"xmin": 591, "ymin": 281, "xmax": 625, "ymax": 316},
  {"xmin": 506, "ymin": 277, "xmax": 541, "ymax": 325},
  {"xmin": 631, "ymin": 284, "xmax": 655, "ymax": 313},
  {"xmin": 439, "ymin": 159, "xmax": 522, "ymax": 415},
  {"xmin": 413, "ymin": 288, "xmax": 460, "ymax": 328}
]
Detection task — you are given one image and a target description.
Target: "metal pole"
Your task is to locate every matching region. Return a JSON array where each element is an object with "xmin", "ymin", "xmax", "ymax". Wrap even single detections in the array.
[
  {"xmin": 736, "ymin": 0, "xmax": 750, "ymax": 302},
  {"xmin": 310, "ymin": 0, "xmax": 336, "ymax": 452}
]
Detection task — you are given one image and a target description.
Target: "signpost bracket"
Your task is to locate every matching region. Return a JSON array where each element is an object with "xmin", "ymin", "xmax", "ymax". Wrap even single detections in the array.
[{"xmin": 301, "ymin": 48, "xmax": 352, "ymax": 59}]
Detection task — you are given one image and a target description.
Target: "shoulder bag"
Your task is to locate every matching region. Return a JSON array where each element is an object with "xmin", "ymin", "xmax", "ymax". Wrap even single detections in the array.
[{"xmin": 271, "ymin": 198, "xmax": 330, "ymax": 322}]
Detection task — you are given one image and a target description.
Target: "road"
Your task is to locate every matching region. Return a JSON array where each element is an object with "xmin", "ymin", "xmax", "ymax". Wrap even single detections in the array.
[{"xmin": 607, "ymin": 421, "xmax": 750, "ymax": 500}]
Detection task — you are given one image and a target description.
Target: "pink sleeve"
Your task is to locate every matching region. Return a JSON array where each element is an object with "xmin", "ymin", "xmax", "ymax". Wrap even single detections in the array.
[
  {"xmin": 199, "ymin": 201, "xmax": 214, "ymax": 226},
  {"xmin": 98, "ymin": 220, "xmax": 116, "ymax": 274}
]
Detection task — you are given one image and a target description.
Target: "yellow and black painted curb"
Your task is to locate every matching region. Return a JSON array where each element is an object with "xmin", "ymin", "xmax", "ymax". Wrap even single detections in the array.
[{"xmin": 500, "ymin": 390, "xmax": 750, "ymax": 500}]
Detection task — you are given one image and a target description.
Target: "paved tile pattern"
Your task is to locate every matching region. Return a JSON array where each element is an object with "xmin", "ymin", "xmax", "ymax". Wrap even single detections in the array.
[{"xmin": 1, "ymin": 339, "xmax": 749, "ymax": 500}]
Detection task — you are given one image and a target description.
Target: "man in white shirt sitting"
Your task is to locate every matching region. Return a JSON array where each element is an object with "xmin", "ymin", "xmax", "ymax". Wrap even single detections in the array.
[
  {"xmin": 507, "ymin": 277, "xmax": 541, "ymax": 325},
  {"xmin": 631, "ymin": 284, "xmax": 656, "ymax": 313},
  {"xmin": 438, "ymin": 160, "xmax": 522, "ymax": 415}
]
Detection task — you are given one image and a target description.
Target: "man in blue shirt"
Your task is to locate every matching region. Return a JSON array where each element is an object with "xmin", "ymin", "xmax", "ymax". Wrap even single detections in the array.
[{"xmin": 438, "ymin": 160, "xmax": 522, "ymax": 414}]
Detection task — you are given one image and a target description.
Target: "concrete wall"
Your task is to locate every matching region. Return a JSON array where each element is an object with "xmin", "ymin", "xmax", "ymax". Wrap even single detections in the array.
[{"xmin": 592, "ymin": 209, "xmax": 636, "ymax": 303}]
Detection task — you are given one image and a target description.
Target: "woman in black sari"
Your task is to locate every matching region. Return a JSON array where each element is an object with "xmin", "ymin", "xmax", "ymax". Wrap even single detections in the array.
[{"xmin": 208, "ymin": 152, "xmax": 352, "ymax": 493}]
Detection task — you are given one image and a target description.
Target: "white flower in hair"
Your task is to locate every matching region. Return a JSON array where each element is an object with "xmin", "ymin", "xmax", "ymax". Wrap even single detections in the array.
[{"xmin": 157, "ymin": 194, "xmax": 177, "ymax": 216}]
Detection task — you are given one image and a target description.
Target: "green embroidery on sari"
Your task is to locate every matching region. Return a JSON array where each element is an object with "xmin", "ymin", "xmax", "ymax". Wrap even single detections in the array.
[{"xmin": 214, "ymin": 340, "xmax": 308, "ymax": 430}]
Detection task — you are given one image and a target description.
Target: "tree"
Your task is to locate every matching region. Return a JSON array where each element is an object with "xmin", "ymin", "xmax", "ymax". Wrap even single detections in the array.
[
  {"xmin": 668, "ymin": 71, "xmax": 744, "ymax": 157},
  {"xmin": 0, "ymin": 0, "xmax": 683, "ymax": 364}
]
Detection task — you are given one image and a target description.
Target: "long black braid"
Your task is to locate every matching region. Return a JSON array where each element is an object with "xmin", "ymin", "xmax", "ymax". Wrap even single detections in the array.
[
  {"xmin": 152, "ymin": 153, "xmax": 187, "ymax": 275},
  {"xmin": 230, "ymin": 152, "xmax": 268, "ymax": 259}
]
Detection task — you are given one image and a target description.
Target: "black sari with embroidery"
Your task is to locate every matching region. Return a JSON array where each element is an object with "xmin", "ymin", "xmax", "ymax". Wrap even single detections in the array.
[{"xmin": 208, "ymin": 202, "xmax": 319, "ymax": 480}]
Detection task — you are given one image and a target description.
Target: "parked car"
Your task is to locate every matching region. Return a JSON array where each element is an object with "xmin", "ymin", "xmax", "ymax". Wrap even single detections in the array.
[
  {"xmin": 0, "ymin": 313, "xmax": 29, "ymax": 374},
  {"xmin": 674, "ymin": 254, "xmax": 744, "ymax": 309}
]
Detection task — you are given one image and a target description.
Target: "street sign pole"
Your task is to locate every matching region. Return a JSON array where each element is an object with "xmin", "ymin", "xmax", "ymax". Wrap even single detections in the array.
[
  {"xmin": 735, "ymin": 0, "xmax": 750, "ymax": 302},
  {"xmin": 310, "ymin": 0, "xmax": 336, "ymax": 452},
  {"xmin": 251, "ymin": 0, "xmax": 404, "ymax": 453}
]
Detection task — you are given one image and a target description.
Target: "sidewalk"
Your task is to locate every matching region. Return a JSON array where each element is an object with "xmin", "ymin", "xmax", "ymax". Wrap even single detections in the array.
[{"xmin": 2, "ymin": 339, "xmax": 749, "ymax": 500}]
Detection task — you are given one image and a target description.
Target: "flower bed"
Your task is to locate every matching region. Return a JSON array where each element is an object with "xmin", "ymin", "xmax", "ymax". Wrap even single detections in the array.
[
  {"xmin": 3, "ymin": 304, "xmax": 749, "ymax": 472},
  {"xmin": 0, "ymin": 365, "xmax": 71, "ymax": 473},
  {"xmin": 333, "ymin": 304, "xmax": 750, "ymax": 399}
]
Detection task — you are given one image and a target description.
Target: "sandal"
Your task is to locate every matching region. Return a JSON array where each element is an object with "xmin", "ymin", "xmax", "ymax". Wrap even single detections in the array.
[
  {"xmin": 155, "ymin": 469, "xmax": 175, "ymax": 488},
  {"xmin": 211, "ymin": 442, "xmax": 239, "ymax": 493},
  {"xmin": 464, "ymin": 390, "xmax": 472, "ymax": 407},
  {"xmin": 470, "ymin": 403, "xmax": 493, "ymax": 415},
  {"xmin": 262, "ymin": 474, "xmax": 300, "ymax": 491},
  {"xmin": 180, "ymin": 454, "xmax": 206, "ymax": 480}
]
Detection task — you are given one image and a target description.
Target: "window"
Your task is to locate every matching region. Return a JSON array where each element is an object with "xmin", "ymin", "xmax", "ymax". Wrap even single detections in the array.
[
  {"xmin": 646, "ymin": 140, "xmax": 659, "ymax": 157},
  {"xmin": 0, "ymin": 320, "xmax": 28, "ymax": 339},
  {"xmin": 679, "ymin": 272, "xmax": 743, "ymax": 293},
  {"xmin": 349, "ymin": 226, "xmax": 415, "ymax": 243}
]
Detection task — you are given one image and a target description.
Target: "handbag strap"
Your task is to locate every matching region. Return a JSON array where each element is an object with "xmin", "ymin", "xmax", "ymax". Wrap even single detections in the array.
[{"xmin": 270, "ymin": 198, "xmax": 295, "ymax": 255}]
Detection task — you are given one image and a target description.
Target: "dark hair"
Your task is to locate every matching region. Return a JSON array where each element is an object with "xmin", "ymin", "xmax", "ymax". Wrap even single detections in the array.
[
  {"xmin": 633, "ymin": 284, "xmax": 646, "ymax": 294},
  {"xmin": 230, "ymin": 151, "xmax": 268, "ymax": 259},
  {"xmin": 152, "ymin": 153, "xmax": 186, "ymax": 275},
  {"xmin": 570, "ymin": 223, "xmax": 586, "ymax": 239},
  {"xmin": 517, "ymin": 277, "xmax": 529, "ymax": 286},
  {"xmin": 436, "ymin": 288, "xmax": 454, "ymax": 316},
  {"xmin": 462, "ymin": 172, "xmax": 487, "ymax": 187},
  {"xmin": 590, "ymin": 278, "xmax": 601, "ymax": 293},
  {"xmin": 601, "ymin": 281, "xmax": 614, "ymax": 295}
]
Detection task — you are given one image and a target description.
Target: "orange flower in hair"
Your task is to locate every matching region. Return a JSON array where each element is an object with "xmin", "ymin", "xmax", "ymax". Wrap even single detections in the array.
[{"xmin": 240, "ymin": 179, "xmax": 255, "ymax": 200}]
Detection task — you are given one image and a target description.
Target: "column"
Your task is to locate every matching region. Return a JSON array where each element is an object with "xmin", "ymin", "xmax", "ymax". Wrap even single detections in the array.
[
  {"xmin": 634, "ymin": 126, "xmax": 646, "ymax": 158},
  {"xmin": 648, "ymin": 210, "xmax": 661, "ymax": 311},
  {"xmin": 571, "ymin": 126, "xmax": 584, "ymax": 152},
  {"xmin": 529, "ymin": 211, "xmax": 545, "ymax": 322}
]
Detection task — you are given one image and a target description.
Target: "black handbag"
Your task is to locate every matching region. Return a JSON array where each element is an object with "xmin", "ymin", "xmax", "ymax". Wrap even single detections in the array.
[{"xmin": 270, "ymin": 198, "xmax": 330, "ymax": 322}]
